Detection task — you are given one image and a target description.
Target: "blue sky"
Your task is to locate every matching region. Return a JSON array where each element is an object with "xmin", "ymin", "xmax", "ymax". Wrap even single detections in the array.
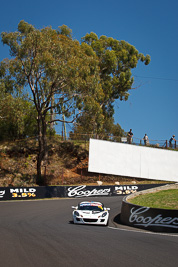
[{"xmin": 0, "ymin": 0, "xmax": 178, "ymax": 143}]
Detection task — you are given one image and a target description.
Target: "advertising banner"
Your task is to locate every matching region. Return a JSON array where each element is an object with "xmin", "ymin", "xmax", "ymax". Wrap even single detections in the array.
[
  {"xmin": 0, "ymin": 184, "xmax": 166, "ymax": 201},
  {"xmin": 120, "ymin": 198, "xmax": 178, "ymax": 233}
]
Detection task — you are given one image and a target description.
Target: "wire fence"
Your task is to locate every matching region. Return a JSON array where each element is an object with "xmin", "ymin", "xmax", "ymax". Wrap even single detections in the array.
[{"xmin": 63, "ymin": 132, "xmax": 177, "ymax": 150}]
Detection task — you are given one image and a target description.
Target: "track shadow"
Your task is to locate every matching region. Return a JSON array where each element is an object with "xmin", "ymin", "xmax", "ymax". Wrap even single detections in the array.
[
  {"xmin": 68, "ymin": 220, "xmax": 107, "ymax": 227},
  {"xmin": 113, "ymin": 213, "xmax": 122, "ymax": 225}
]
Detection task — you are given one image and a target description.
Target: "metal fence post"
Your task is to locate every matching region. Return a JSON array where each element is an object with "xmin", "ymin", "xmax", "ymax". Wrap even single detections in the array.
[{"xmin": 166, "ymin": 140, "xmax": 168, "ymax": 148}]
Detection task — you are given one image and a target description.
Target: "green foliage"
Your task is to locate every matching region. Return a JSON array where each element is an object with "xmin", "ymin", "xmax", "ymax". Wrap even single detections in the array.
[
  {"xmin": 57, "ymin": 25, "xmax": 72, "ymax": 39},
  {"xmin": 72, "ymin": 32, "xmax": 151, "ymax": 136},
  {"xmin": 0, "ymin": 91, "xmax": 37, "ymax": 141},
  {"xmin": 72, "ymin": 116, "xmax": 126, "ymax": 140},
  {"xmin": 82, "ymin": 33, "xmax": 151, "ymax": 119}
]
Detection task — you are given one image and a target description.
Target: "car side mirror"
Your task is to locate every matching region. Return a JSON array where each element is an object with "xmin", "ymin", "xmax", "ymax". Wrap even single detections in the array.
[{"xmin": 71, "ymin": 206, "xmax": 77, "ymax": 209}]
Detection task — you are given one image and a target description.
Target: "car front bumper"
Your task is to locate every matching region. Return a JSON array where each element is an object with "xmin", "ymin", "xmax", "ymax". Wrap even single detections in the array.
[{"xmin": 73, "ymin": 216, "xmax": 108, "ymax": 225}]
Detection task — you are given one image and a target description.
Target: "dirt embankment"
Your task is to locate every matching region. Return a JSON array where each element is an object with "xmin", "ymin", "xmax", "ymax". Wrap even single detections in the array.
[{"xmin": 0, "ymin": 139, "xmax": 168, "ymax": 187}]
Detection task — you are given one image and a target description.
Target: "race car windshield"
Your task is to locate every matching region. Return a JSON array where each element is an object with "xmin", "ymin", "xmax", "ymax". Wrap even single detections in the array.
[{"xmin": 78, "ymin": 205, "xmax": 103, "ymax": 212}]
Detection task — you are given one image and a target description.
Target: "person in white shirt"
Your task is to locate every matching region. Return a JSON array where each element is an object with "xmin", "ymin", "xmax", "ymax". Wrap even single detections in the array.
[{"xmin": 143, "ymin": 134, "xmax": 149, "ymax": 145}]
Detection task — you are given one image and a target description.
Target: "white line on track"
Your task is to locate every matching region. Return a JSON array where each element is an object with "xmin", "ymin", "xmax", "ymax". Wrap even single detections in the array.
[{"xmin": 108, "ymin": 226, "xmax": 178, "ymax": 238}]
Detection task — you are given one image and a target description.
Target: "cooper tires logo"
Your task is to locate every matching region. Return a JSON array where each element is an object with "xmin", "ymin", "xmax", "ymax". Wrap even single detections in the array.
[
  {"xmin": 68, "ymin": 185, "xmax": 111, "ymax": 197},
  {"xmin": 129, "ymin": 207, "xmax": 178, "ymax": 229}
]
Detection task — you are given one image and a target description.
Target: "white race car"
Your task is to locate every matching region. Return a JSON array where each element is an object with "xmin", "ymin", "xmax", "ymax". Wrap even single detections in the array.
[{"xmin": 72, "ymin": 201, "xmax": 110, "ymax": 226}]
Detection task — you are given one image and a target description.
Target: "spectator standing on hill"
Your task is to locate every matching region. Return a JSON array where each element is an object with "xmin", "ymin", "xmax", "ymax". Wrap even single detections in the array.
[
  {"xmin": 169, "ymin": 135, "xmax": 176, "ymax": 148},
  {"xmin": 127, "ymin": 129, "xmax": 133, "ymax": 144},
  {"xmin": 143, "ymin": 134, "xmax": 149, "ymax": 146}
]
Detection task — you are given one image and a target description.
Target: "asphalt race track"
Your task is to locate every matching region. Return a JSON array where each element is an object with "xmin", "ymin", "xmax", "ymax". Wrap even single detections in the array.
[{"xmin": 0, "ymin": 196, "xmax": 177, "ymax": 267}]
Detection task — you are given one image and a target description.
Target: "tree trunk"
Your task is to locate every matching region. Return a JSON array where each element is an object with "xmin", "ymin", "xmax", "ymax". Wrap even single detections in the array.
[
  {"xmin": 49, "ymin": 96, "xmax": 55, "ymax": 134},
  {"xmin": 36, "ymin": 114, "xmax": 48, "ymax": 185}
]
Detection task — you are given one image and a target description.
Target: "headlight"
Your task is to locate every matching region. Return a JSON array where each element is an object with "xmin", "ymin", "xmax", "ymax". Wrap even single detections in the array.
[
  {"xmin": 74, "ymin": 211, "xmax": 80, "ymax": 216},
  {"xmin": 102, "ymin": 212, "xmax": 107, "ymax": 217}
]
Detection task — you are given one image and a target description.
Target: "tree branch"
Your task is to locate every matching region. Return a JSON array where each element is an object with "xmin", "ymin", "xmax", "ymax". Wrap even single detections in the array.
[{"xmin": 47, "ymin": 110, "xmax": 83, "ymax": 124}]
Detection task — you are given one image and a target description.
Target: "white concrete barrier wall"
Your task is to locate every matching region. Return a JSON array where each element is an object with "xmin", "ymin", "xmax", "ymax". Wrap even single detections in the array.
[{"xmin": 88, "ymin": 139, "xmax": 178, "ymax": 182}]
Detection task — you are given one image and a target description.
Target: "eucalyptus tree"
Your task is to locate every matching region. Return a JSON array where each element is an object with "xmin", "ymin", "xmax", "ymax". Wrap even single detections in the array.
[
  {"xmin": 81, "ymin": 33, "xmax": 150, "ymax": 126},
  {"xmin": 0, "ymin": 21, "xmax": 102, "ymax": 184},
  {"xmin": 72, "ymin": 33, "xmax": 151, "ymax": 136}
]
